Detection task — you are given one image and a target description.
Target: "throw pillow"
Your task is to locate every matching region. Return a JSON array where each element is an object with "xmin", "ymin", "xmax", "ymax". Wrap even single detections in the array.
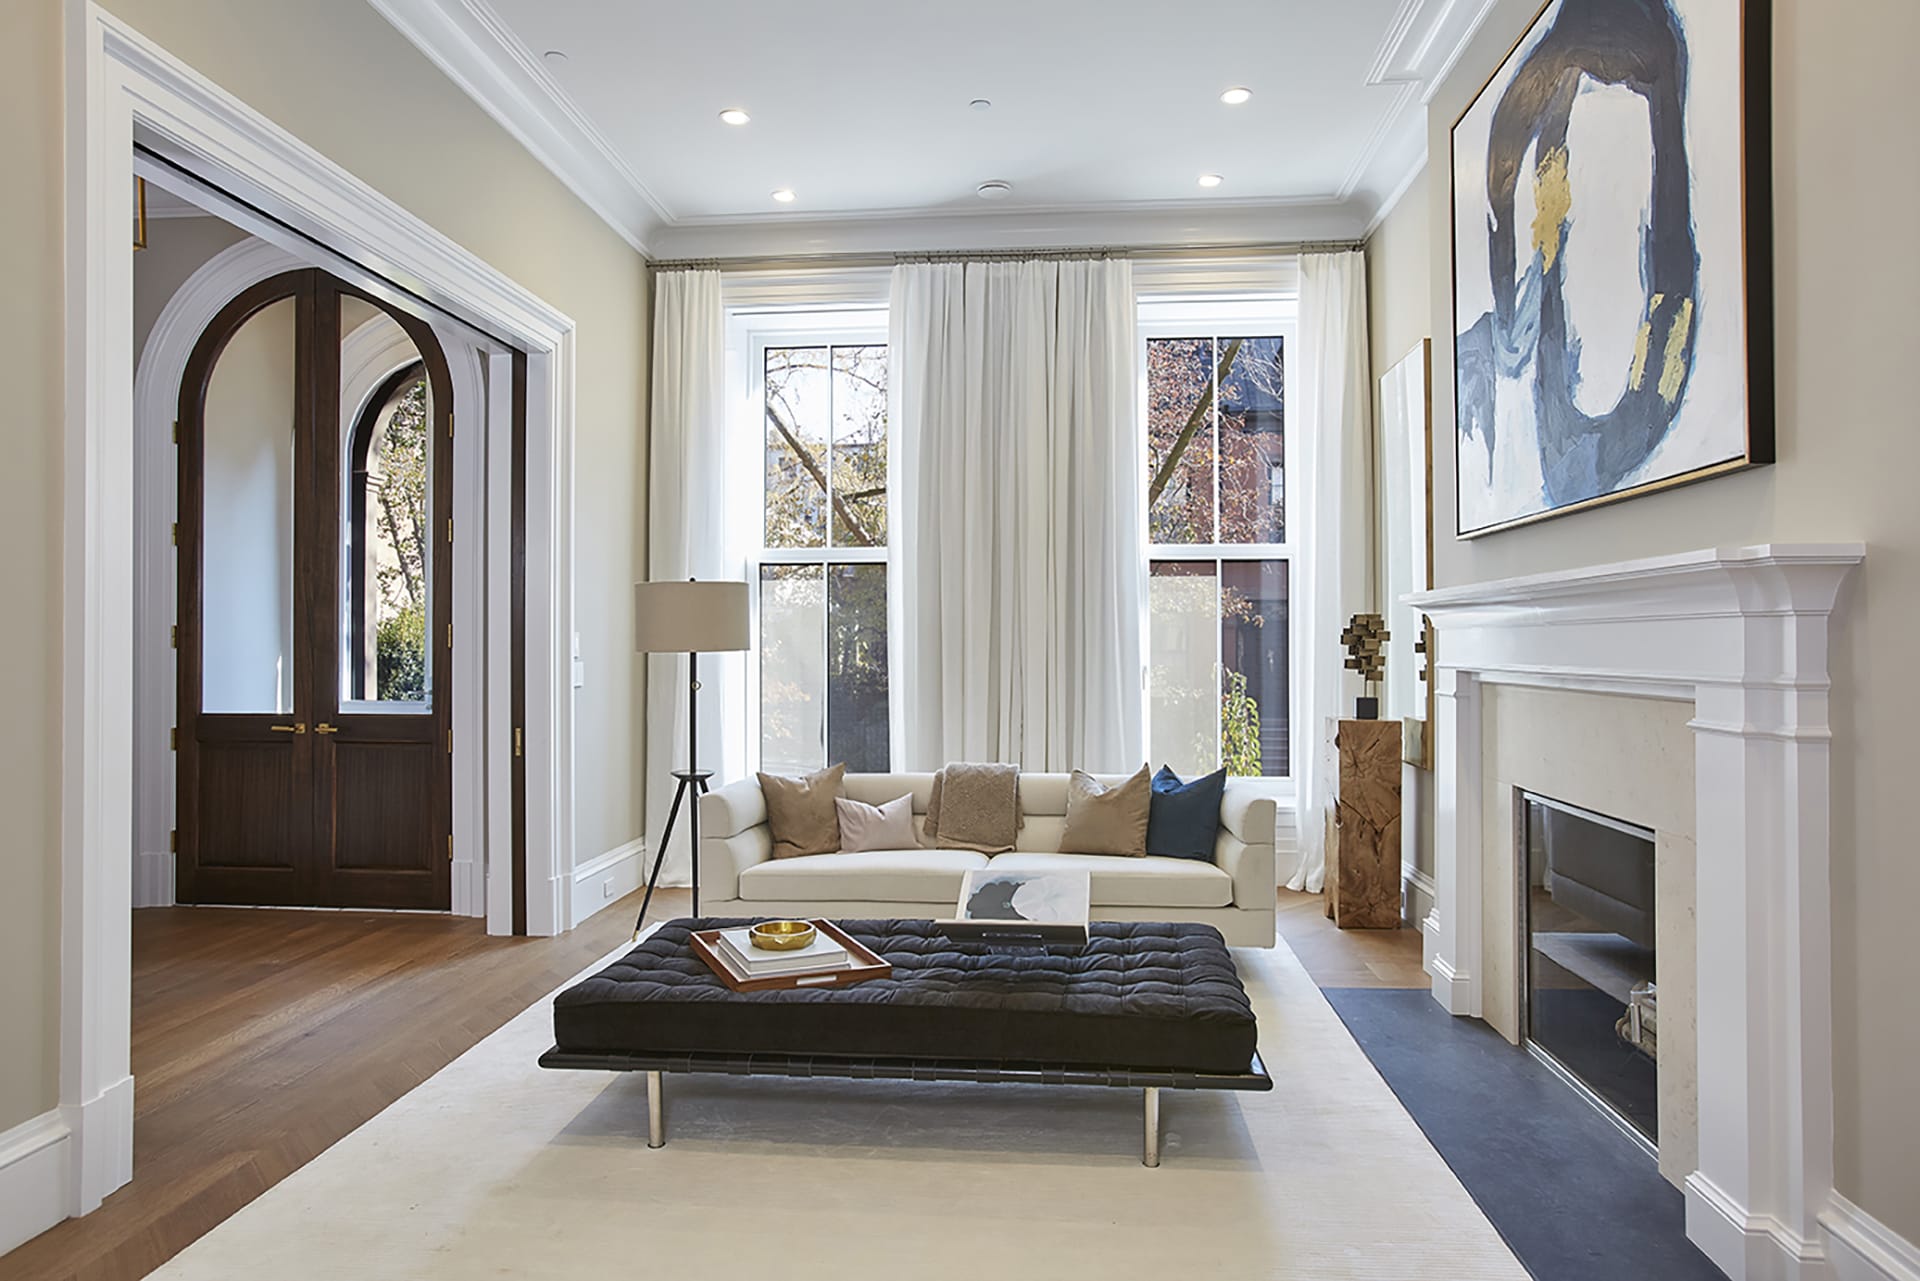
[
  {"xmin": 835, "ymin": 793, "xmax": 918, "ymax": 853},
  {"xmin": 1147, "ymin": 765, "xmax": 1228, "ymax": 861},
  {"xmin": 1059, "ymin": 765, "xmax": 1152, "ymax": 856},
  {"xmin": 757, "ymin": 763, "xmax": 846, "ymax": 860}
]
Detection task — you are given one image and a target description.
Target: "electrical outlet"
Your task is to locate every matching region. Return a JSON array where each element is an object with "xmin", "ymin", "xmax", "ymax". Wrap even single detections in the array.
[{"xmin": 602, "ymin": 879, "xmax": 614, "ymax": 899}]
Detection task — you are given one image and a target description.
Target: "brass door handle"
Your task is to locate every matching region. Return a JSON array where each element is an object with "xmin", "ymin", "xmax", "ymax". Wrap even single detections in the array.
[
  {"xmin": 270, "ymin": 722, "xmax": 306, "ymax": 734},
  {"xmin": 315, "ymin": 723, "xmax": 340, "ymax": 735}
]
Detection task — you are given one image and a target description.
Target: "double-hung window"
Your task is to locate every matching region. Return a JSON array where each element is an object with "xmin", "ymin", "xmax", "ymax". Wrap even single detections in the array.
[
  {"xmin": 1141, "ymin": 300, "xmax": 1297, "ymax": 784},
  {"xmin": 741, "ymin": 310, "xmax": 891, "ymax": 775}
]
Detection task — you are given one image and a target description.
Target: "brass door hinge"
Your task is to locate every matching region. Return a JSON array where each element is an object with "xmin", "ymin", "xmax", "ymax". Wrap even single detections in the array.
[
  {"xmin": 169, "ymin": 624, "xmax": 177, "ymax": 649},
  {"xmin": 171, "ymin": 419, "xmax": 178, "ymax": 444},
  {"xmin": 446, "ymin": 517, "xmax": 453, "ymax": 544},
  {"xmin": 169, "ymin": 829, "xmax": 177, "ymax": 853},
  {"xmin": 170, "ymin": 522, "xmax": 178, "ymax": 546},
  {"xmin": 446, "ymin": 729, "xmax": 453, "ymax": 754},
  {"xmin": 445, "ymin": 622, "xmax": 452, "ymax": 649},
  {"xmin": 447, "ymin": 834, "xmax": 454, "ymax": 862},
  {"xmin": 514, "ymin": 726, "xmax": 523, "ymax": 758},
  {"xmin": 169, "ymin": 727, "xmax": 177, "ymax": 751}
]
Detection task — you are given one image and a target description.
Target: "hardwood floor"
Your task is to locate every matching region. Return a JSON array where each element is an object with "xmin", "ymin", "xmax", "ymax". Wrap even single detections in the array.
[
  {"xmin": 5, "ymin": 885, "xmax": 1413, "ymax": 1280},
  {"xmin": 1276, "ymin": 888, "xmax": 1429, "ymax": 989},
  {"xmin": 1, "ymin": 890, "xmax": 687, "ymax": 1281}
]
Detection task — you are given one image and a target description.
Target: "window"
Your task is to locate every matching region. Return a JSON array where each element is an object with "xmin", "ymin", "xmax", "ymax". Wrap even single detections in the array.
[
  {"xmin": 1143, "ymin": 318, "xmax": 1293, "ymax": 780},
  {"xmin": 750, "ymin": 326, "xmax": 891, "ymax": 774},
  {"xmin": 345, "ymin": 361, "xmax": 431, "ymax": 706}
]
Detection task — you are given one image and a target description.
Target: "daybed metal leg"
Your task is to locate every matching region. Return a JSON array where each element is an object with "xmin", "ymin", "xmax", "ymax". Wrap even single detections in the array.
[
  {"xmin": 647, "ymin": 1071, "xmax": 665, "ymax": 1149},
  {"xmin": 1142, "ymin": 1087, "xmax": 1160, "ymax": 1168}
]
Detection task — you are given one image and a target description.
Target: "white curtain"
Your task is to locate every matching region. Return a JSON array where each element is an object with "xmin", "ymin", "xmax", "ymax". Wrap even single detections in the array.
[
  {"xmin": 645, "ymin": 269, "xmax": 732, "ymax": 886},
  {"xmin": 889, "ymin": 258, "xmax": 1143, "ymax": 772},
  {"xmin": 1288, "ymin": 250, "xmax": 1374, "ymax": 893}
]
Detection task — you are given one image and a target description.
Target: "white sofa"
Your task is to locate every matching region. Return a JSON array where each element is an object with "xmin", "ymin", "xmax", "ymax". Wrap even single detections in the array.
[{"xmin": 697, "ymin": 772, "xmax": 1276, "ymax": 947}]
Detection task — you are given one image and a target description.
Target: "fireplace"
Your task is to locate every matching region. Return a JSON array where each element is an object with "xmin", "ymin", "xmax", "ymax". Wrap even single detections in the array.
[
  {"xmin": 1520, "ymin": 791, "xmax": 1659, "ymax": 1148},
  {"xmin": 1409, "ymin": 544, "xmax": 1862, "ymax": 1281}
]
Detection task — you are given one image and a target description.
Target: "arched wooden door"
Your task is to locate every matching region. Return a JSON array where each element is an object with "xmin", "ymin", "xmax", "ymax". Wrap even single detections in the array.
[{"xmin": 175, "ymin": 268, "xmax": 454, "ymax": 909}]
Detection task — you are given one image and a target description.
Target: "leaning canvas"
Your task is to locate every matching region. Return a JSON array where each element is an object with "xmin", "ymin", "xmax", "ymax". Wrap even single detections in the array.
[{"xmin": 1450, "ymin": 0, "xmax": 1772, "ymax": 535}]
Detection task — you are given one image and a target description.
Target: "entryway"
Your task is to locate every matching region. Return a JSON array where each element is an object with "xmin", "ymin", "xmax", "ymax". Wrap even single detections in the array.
[{"xmin": 175, "ymin": 267, "xmax": 455, "ymax": 910}]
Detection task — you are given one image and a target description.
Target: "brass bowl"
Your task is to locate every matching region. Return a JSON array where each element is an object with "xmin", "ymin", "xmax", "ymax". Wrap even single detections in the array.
[{"xmin": 749, "ymin": 919, "xmax": 817, "ymax": 951}]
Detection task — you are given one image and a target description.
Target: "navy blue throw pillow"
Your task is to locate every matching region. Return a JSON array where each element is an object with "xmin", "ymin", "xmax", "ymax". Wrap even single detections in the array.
[{"xmin": 1147, "ymin": 766, "xmax": 1228, "ymax": 861}]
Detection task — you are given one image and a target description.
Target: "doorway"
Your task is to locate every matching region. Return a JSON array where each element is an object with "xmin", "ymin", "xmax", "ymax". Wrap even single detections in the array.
[{"xmin": 175, "ymin": 268, "xmax": 454, "ymax": 910}]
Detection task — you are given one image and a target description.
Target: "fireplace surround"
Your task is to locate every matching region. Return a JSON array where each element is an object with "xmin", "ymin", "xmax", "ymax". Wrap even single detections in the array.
[{"xmin": 1409, "ymin": 545, "xmax": 1864, "ymax": 1281}]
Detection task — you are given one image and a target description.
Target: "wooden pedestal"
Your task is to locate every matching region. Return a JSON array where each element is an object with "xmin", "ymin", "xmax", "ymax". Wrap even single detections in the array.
[{"xmin": 1326, "ymin": 718, "xmax": 1403, "ymax": 929}]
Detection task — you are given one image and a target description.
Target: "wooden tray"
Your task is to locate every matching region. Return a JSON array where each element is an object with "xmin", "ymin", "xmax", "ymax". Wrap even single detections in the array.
[{"xmin": 689, "ymin": 919, "xmax": 893, "ymax": 993}]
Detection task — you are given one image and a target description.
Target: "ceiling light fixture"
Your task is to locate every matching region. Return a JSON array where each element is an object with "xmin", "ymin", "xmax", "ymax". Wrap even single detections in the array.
[
  {"xmin": 719, "ymin": 108, "xmax": 751, "ymax": 126},
  {"xmin": 969, "ymin": 98, "xmax": 992, "ymax": 111},
  {"xmin": 976, "ymin": 180, "xmax": 1012, "ymax": 199},
  {"xmin": 1198, "ymin": 173, "xmax": 1225, "ymax": 188},
  {"xmin": 1220, "ymin": 86, "xmax": 1252, "ymax": 105},
  {"xmin": 771, "ymin": 188, "xmax": 797, "ymax": 203},
  {"xmin": 542, "ymin": 49, "xmax": 569, "ymax": 66}
]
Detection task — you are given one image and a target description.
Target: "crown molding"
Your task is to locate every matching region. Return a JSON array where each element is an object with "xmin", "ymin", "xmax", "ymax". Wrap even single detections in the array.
[{"xmin": 365, "ymin": 0, "xmax": 669, "ymax": 254}]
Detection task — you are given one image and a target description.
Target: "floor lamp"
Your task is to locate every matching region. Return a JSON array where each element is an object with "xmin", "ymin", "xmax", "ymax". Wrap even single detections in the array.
[{"xmin": 631, "ymin": 578, "xmax": 749, "ymax": 935}]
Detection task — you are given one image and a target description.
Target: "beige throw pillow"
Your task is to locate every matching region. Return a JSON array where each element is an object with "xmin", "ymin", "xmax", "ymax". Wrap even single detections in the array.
[
  {"xmin": 1059, "ymin": 766, "xmax": 1152, "ymax": 856},
  {"xmin": 835, "ymin": 793, "xmax": 918, "ymax": 853},
  {"xmin": 758, "ymin": 764, "xmax": 846, "ymax": 860}
]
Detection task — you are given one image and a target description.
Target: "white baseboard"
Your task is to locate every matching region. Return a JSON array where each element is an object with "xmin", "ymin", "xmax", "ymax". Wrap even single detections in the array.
[
  {"xmin": 65, "ymin": 1073, "xmax": 135, "ymax": 1215},
  {"xmin": 572, "ymin": 838, "xmax": 648, "ymax": 927},
  {"xmin": 1686, "ymin": 1172, "xmax": 1829, "ymax": 1281},
  {"xmin": 1403, "ymin": 865, "xmax": 1435, "ymax": 930},
  {"xmin": 1428, "ymin": 951, "xmax": 1476, "ymax": 1016},
  {"xmin": 134, "ymin": 848, "xmax": 174, "ymax": 908},
  {"xmin": 0, "ymin": 1111, "xmax": 71, "ymax": 1255},
  {"xmin": 1825, "ymin": 1194, "xmax": 1920, "ymax": 1281}
]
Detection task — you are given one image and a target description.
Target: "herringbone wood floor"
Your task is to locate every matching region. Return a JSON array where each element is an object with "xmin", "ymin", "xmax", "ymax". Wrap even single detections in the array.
[{"xmin": 2, "ymin": 887, "xmax": 1420, "ymax": 1280}]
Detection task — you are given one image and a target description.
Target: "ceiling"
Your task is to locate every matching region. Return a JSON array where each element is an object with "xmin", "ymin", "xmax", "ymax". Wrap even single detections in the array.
[{"xmin": 370, "ymin": 0, "xmax": 1497, "ymax": 257}]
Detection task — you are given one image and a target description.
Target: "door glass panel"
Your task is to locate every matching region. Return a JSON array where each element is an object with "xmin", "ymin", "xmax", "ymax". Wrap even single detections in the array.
[
  {"xmin": 341, "ymin": 319, "xmax": 431, "ymax": 709},
  {"xmin": 202, "ymin": 296, "xmax": 297, "ymax": 714}
]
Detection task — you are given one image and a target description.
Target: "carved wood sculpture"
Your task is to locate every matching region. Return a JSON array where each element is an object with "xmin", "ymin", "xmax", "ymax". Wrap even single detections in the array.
[{"xmin": 1327, "ymin": 718, "xmax": 1403, "ymax": 929}]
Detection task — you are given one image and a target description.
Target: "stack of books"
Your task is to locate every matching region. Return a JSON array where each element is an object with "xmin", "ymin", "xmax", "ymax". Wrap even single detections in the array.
[{"xmin": 710, "ymin": 925, "xmax": 850, "ymax": 982}]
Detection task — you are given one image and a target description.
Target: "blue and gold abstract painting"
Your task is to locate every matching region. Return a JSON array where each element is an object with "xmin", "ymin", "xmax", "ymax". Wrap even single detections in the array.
[{"xmin": 1451, "ymin": 0, "xmax": 1771, "ymax": 536}]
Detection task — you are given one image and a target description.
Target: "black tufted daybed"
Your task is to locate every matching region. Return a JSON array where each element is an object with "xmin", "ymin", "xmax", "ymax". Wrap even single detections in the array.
[{"xmin": 539, "ymin": 919, "xmax": 1269, "ymax": 1166}]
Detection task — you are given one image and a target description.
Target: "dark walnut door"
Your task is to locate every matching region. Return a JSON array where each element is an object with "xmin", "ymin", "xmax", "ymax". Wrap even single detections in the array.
[{"xmin": 176, "ymin": 270, "xmax": 453, "ymax": 910}]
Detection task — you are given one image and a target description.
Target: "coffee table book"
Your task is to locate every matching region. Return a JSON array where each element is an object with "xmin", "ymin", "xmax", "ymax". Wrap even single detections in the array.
[
  {"xmin": 689, "ymin": 920, "xmax": 893, "ymax": 992},
  {"xmin": 938, "ymin": 868, "xmax": 1091, "ymax": 945},
  {"xmin": 713, "ymin": 926, "xmax": 848, "ymax": 976}
]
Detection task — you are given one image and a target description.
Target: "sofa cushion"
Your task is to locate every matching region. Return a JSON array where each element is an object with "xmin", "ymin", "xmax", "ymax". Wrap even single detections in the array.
[
  {"xmin": 987, "ymin": 852, "xmax": 1233, "ymax": 908},
  {"xmin": 737, "ymin": 849, "xmax": 989, "ymax": 903},
  {"xmin": 1148, "ymin": 766, "xmax": 1229, "ymax": 861},
  {"xmin": 835, "ymin": 793, "xmax": 918, "ymax": 853},
  {"xmin": 758, "ymin": 764, "xmax": 845, "ymax": 860}
]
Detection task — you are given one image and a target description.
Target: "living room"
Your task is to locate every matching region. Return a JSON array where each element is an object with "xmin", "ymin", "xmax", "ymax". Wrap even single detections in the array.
[{"xmin": 3, "ymin": 0, "xmax": 1914, "ymax": 1278}]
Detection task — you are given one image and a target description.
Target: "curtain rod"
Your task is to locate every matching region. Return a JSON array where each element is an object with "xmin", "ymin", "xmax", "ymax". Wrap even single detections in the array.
[{"xmin": 648, "ymin": 238, "xmax": 1365, "ymax": 273}]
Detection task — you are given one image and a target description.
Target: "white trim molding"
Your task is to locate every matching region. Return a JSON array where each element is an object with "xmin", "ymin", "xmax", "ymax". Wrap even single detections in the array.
[
  {"xmin": 67, "ymin": 0, "xmax": 581, "ymax": 1224},
  {"xmin": 570, "ymin": 838, "xmax": 647, "ymax": 928},
  {"xmin": 1410, "ymin": 544, "xmax": 1866, "ymax": 1281},
  {"xmin": 1824, "ymin": 1195, "xmax": 1920, "ymax": 1281},
  {"xmin": 0, "ymin": 1111, "xmax": 73, "ymax": 1256}
]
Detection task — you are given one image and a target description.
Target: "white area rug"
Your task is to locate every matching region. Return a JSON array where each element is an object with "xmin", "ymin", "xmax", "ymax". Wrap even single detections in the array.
[{"xmin": 154, "ymin": 936, "xmax": 1525, "ymax": 1280}]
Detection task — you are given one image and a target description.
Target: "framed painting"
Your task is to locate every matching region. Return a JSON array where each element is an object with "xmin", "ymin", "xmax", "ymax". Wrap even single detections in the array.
[{"xmin": 1449, "ymin": 0, "xmax": 1772, "ymax": 536}]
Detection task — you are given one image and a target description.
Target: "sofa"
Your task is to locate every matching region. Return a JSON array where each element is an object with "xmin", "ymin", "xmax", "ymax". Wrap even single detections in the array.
[{"xmin": 697, "ymin": 771, "xmax": 1277, "ymax": 947}]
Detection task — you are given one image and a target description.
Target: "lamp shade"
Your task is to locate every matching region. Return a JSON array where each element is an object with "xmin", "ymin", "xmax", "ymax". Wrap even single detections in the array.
[{"xmin": 634, "ymin": 579, "xmax": 750, "ymax": 654}]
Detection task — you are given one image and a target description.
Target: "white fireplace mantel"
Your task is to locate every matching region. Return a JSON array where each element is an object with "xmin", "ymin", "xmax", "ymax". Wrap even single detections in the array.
[{"xmin": 1407, "ymin": 544, "xmax": 1865, "ymax": 1281}]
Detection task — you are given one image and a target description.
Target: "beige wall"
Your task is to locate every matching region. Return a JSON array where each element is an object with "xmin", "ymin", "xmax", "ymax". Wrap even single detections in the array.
[
  {"xmin": 1387, "ymin": 0, "xmax": 1920, "ymax": 1241},
  {"xmin": 0, "ymin": 0, "xmax": 65, "ymax": 1134},
  {"xmin": 0, "ymin": 0, "xmax": 651, "ymax": 1133}
]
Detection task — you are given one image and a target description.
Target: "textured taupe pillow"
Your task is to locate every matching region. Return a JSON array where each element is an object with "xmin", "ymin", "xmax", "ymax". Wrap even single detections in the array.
[
  {"xmin": 758, "ymin": 764, "xmax": 845, "ymax": 860},
  {"xmin": 1059, "ymin": 766, "xmax": 1152, "ymax": 856}
]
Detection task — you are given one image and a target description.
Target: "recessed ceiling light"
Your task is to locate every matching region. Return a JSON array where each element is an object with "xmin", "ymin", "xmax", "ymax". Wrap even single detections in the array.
[
  {"xmin": 1220, "ymin": 86, "xmax": 1252, "ymax": 105},
  {"xmin": 542, "ymin": 49, "xmax": 569, "ymax": 66},
  {"xmin": 976, "ymin": 180, "xmax": 1012, "ymax": 199},
  {"xmin": 719, "ymin": 108, "xmax": 751, "ymax": 126},
  {"xmin": 969, "ymin": 98, "xmax": 992, "ymax": 111},
  {"xmin": 1198, "ymin": 173, "xmax": 1225, "ymax": 188},
  {"xmin": 771, "ymin": 188, "xmax": 796, "ymax": 203}
]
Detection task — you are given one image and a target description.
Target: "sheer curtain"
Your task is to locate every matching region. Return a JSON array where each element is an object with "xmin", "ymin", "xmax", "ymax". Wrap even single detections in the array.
[
  {"xmin": 645, "ymin": 269, "xmax": 734, "ymax": 886},
  {"xmin": 1288, "ymin": 250, "xmax": 1374, "ymax": 893},
  {"xmin": 889, "ymin": 258, "xmax": 1143, "ymax": 772}
]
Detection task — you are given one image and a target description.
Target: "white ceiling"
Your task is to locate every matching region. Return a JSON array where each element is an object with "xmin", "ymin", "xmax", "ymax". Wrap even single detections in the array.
[{"xmin": 370, "ymin": 0, "xmax": 1497, "ymax": 257}]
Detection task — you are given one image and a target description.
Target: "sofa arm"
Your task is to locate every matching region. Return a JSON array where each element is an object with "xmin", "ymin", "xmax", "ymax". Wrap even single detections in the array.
[
  {"xmin": 701, "ymin": 777, "xmax": 768, "ymax": 839},
  {"xmin": 1215, "ymin": 833, "xmax": 1275, "ymax": 910},
  {"xmin": 698, "ymin": 780, "xmax": 772, "ymax": 902},
  {"xmin": 1219, "ymin": 784, "xmax": 1277, "ymax": 846}
]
